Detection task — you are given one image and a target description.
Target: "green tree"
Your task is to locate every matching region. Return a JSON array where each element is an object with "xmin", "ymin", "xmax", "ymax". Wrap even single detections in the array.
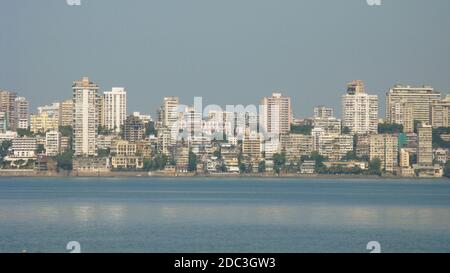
[
  {"xmin": 310, "ymin": 151, "xmax": 326, "ymax": 173},
  {"xmin": 213, "ymin": 149, "xmax": 222, "ymax": 159},
  {"xmin": 17, "ymin": 128, "xmax": 33, "ymax": 137},
  {"xmin": 342, "ymin": 151, "xmax": 359, "ymax": 161},
  {"xmin": 444, "ymin": 160, "xmax": 450, "ymax": 178},
  {"xmin": 145, "ymin": 121, "xmax": 157, "ymax": 136},
  {"xmin": 273, "ymin": 153, "xmax": 286, "ymax": 174},
  {"xmin": 55, "ymin": 150, "xmax": 74, "ymax": 171},
  {"xmin": 97, "ymin": 148, "xmax": 110, "ymax": 157},
  {"xmin": 188, "ymin": 151, "xmax": 197, "ymax": 172},
  {"xmin": 36, "ymin": 144, "xmax": 46, "ymax": 154},
  {"xmin": 258, "ymin": 161, "xmax": 266, "ymax": 173},
  {"xmin": 154, "ymin": 153, "xmax": 168, "ymax": 170},
  {"xmin": 378, "ymin": 123, "xmax": 403, "ymax": 134},
  {"xmin": 290, "ymin": 124, "xmax": 313, "ymax": 135},
  {"xmin": 59, "ymin": 126, "xmax": 73, "ymax": 137},
  {"xmin": 341, "ymin": 126, "xmax": 351, "ymax": 135},
  {"xmin": 143, "ymin": 158, "xmax": 154, "ymax": 171},
  {"xmin": 367, "ymin": 158, "xmax": 382, "ymax": 176}
]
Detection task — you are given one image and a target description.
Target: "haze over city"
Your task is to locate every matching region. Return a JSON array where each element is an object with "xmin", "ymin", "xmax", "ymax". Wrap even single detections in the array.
[{"xmin": 1, "ymin": 0, "xmax": 450, "ymax": 117}]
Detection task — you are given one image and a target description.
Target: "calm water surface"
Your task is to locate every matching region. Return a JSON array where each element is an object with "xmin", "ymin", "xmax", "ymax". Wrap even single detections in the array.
[{"xmin": 0, "ymin": 177, "xmax": 449, "ymax": 253}]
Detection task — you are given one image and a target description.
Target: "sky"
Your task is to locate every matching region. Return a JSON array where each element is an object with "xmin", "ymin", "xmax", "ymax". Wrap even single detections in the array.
[{"xmin": 1, "ymin": 0, "xmax": 449, "ymax": 118}]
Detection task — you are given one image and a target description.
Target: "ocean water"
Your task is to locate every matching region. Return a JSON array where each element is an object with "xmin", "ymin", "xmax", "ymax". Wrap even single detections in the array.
[{"xmin": 0, "ymin": 177, "xmax": 449, "ymax": 253}]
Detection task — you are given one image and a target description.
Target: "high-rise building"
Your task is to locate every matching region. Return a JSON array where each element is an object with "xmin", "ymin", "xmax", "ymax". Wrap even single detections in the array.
[
  {"xmin": 314, "ymin": 106, "xmax": 334, "ymax": 119},
  {"xmin": 431, "ymin": 95, "xmax": 450, "ymax": 128},
  {"xmin": 45, "ymin": 130, "xmax": 61, "ymax": 156},
  {"xmin": 369, "ymin": 134, "xmax": 398, "ymax": 173},
  {"xmin": 417, "ymin": 123, "xmax": 433, "ymax": 166},
  {"xmin": 0, "ymin": 90, "xmax": 18, "ymax": 130},
  {"xmin": 59, "ymin": 99, "xmax": 74, "ymax": 127},
  {"xmin": 162, "ymin": 96, "xmax": 180, "ymax": 129},
  {"xmin": 341, "ymin": 80, "xmax": 378, "ymax": 135},
  {"xmin": 103, "ymin": 87, "xmax": 127, "ymax": 133},
  {"xmin": 14, "ymin": 97, "xmax": 29, "ymax": 130},
  {"xmin": 73, "ymin": 77, "xmax": 99, "ymax": 156},
  {"xmin": 260, "ymin": 92, "xmax": 292, "ymax": 135},
  {"xmin": 390, "ymin": 101, "xmax": 414, "ymax": 133},
  {"xmin": 386, "ymin": 85, "xmax": 441, "ymax": 124},
  {"xmin": 0, "ymin": 112, "xmax": 7, "ymax": 133},
  {"xmin": 242, "ymin": 131, "xmax": 261, "ymax": 164}
]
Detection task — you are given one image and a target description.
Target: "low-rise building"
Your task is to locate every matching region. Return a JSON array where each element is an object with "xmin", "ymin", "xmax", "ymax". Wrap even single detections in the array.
[
  {"xmin": 300, "ymin": 160, "xmax": 316, "ymax": 174},
  {"xmin": 11, "ymin": 137, "xmax": 37, "ymax": 159},
  {"xmin": 45, "ymin": 130, "xmax": 61, "ymax": 156},
  {"xmin": 73, "ymin": 157, "xmax": 110, "ymax": 173}
]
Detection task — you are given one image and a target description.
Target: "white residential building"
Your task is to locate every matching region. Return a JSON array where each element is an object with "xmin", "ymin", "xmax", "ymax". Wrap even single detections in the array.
[
  {"xmin": 260, "ymin": 92, "xmax": 292, "ymax": 135},
  {"xmin": 341, "ymin": 80, "xmax": 378, "ymax": 135},
  {"xmin": 11, "ymin": 137, "xmax": 37, "ymax": 159},
  {"xmin": 103, "ymin": 87, "xmax": 127, "ymax": 133},
  {"xmin": 73, "ymin": 77, "xmax": 99, "ymax": 156},
  {"xmin": 45, "ymin": 130, "xmax": 61, "ymax": 156}
]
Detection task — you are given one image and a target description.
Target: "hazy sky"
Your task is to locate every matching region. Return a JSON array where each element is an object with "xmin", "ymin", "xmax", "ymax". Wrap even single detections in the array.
[{"xmin": 1, "ymin": 0, "xmax": 449, "ymax": 118}]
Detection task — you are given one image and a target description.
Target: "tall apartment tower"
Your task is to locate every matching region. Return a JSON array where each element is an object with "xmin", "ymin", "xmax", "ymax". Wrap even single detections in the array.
[
  {"xmin": 341, "ymin": 80, "xmax": 378, "ymax": 135},
  {"xmin": 431, "ymin": 95, "xmax": 450, "ymax": 128},
  {"xmin": 103, "ymin": 87, "xmax": 127, "ymax": 133},
  {"xmin": 14, "ymin": 97, "xmax": 29, "ymax": 130},
  {"xmin": 369, "ymin": 134, "xmax": 398, "ymax": 173},
  {"xmin": 391, "ymin": 100, "xmax": 414, "ymax": 133},
  {"xmin": 417, "ymin": 123, "xmax": 433, "ymax": 166},
  {"xmin": 72, "ymin": 77, "xmax": 99, "ymax": 156},
  {"xmin": 162, "ymin": 96, "xmax": 180, "ymax": 129},
  {"xmin": 386, "ymin": 85, "xmax": 441, "ymax": 124},
  {"xmin": 59, "ymin": 99, "xmax": 74, "ymax": 127},
  {"xmin": 260, "ymin": 92, "xmax": 292, "ymax": 135},
  {"xmin": 0, "ymin": 90, "xmax": 18, "ymax": 130}
]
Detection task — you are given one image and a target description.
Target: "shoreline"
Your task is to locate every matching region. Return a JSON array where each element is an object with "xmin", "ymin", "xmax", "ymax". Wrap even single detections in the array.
[{"xmin": 0, "ymin": 170, "xmax": 447, "ymax": 180}]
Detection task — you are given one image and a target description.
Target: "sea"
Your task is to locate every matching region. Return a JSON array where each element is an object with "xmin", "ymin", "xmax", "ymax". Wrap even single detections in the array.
[{"xmin": 0, "ymin": 177, "xmax": 449, "ymax": 253}]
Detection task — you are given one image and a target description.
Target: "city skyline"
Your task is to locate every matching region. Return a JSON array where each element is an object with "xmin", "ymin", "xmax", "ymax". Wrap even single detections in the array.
[{"xmin": 1, "ymin": 0, "xmax": 450, "ymax": 117}]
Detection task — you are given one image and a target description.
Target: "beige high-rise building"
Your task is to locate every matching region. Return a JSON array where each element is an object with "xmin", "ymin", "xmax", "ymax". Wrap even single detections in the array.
[
  {"xmin": 391, "ymin": 101, "xmax": 414, "ymax": 133},
  {"xmin": 417, "ymin": 123, "xmax": 433, "ymax": 166},
  {"xmin": 370, "ymin": 134, "xmax": 398, "ymax": 173},
  {"xmin": 431, "ymin": 95, "xmax": 450, "ymax": 128},
  {"xmin": 260, "ymin": 92, "xmax": 292, "ymax": 135},
  {"xmin": 73, "ymin": 77, "xmax": 99, "ymax": 157},
  {"xmin": 242, "ymin": 131, "xmax": 261, "ymax": 163},
  {"xmin": 0, "ymin": 90, "xmax": 18, "ymax": 130},
  {"xmin": 341, "ymin": 80, "xmax": 378, "ymax": 135},
  {"xmin": 14, "ymin": 97, "xmax": 29, "ymax": 130},
  {"xmin": 103, "ymin": 87, "xmax": 127, "ymax": 133},
  {"xmin": 162, "ymin": 96, "xmax": 180, "ymax": 129},
  {"xmin": 386, "ymin": 85, "xmax": 441, "ymax": 124},
  {"xmin": 59, "ymin": 99, "xmax": 73, "ymax": 127}
]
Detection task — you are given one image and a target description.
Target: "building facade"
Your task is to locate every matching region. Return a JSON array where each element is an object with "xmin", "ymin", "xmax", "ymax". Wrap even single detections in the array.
[
  {"xmin": 341, "ymin": 80, "xmax": 378, "ymax": 135},
  {"xmin": 73, "ymin": 77, "xmax": 99, "ymax": 156},
  {"xmin": 386, "ymin": 85, "xmax": 441, "ymax": 124},
  {"xmin": 260, "ymin": 92, "xmax": 292, "ymax": 135},
  {"xmin": 103, "ymin": 87, "xmax": 127, "ymax": 133}
]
